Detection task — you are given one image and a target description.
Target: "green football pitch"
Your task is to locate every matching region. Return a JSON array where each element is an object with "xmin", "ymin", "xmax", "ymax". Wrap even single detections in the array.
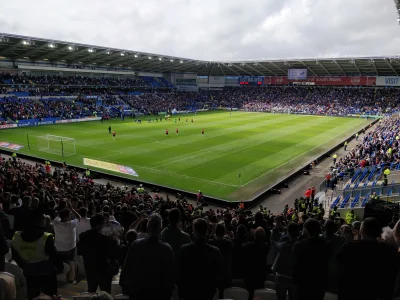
[{"xmin": 0, "ymin": 111, "xmax": 371, "ymax": 201}]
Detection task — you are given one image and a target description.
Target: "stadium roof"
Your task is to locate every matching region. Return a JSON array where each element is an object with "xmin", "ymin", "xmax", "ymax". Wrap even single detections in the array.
[{"xmin": 0, "ymin": 33, "xmax": 400, "ymax": 77}]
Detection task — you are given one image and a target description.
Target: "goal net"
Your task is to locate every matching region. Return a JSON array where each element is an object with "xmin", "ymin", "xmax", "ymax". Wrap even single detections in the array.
[{"xmin": 37, "ymin": 135, "xmax": 76, "ymax": 156}]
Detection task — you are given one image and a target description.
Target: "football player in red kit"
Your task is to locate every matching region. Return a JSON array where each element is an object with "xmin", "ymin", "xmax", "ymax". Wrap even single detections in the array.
[
  {"xmin": 201, "ymin": 129, "xmax": 204, "ymax": 135},
  {"xmin": 166, "ymin": 129, "xmax": 169, "ymax": 136},
  {"xmin": 176, "ymin": 128, "xmax": 179, "ymax": 135}
]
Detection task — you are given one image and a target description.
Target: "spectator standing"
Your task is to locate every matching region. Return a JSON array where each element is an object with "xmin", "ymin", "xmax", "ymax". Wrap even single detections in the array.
[
  {"xmin": 12, "ymin": 210, "xmax": 62, "ymax": 299},
  {"xmin": 337, "ymin": 217, "xmax": 399, "ymax": 300},
  {"xmin": 179, "ymin": 218, "xmax": 222, "ymax": 300},
  {"xmin": 208, "ymin": 223, "xmax": 233, "ymax": 298},
  {"xmin": 161, "ymin": 208, "xmax": 191, "ymax": 283},
  {"xmin": 52, "ymin": 201, "xmax": 81, "ymax": 282},
  {"xmin": 293, "ymin": 218, "xmax": 332, "ymax": 300},
  {"xmin": 0, "ymin": 220, "xmax": 8, "ymax": 273},
  {"xmin": 272, "ymin": 223, "xmax": 300, "ymax": 300},
  {"xmin": 242, "ymin": 227, "xmax": 270, "ymax": 299},
  {"xmin": 323, "ymin": 220, "xmax": 343, "ymax": 293},
  {"xmin": 78, "ymin": 214, "xmax": 118, "ymax": 293},
  {"xmin": 120, "ymin": 214, "xmax": 174, "ymax": 300},
  {"xmin": 11, "ymin": 196, "xmax": 31, "ymax": 232},
  {"xmin": 76, "ymin": 207, "xmax": 91, "ymax": 239}
]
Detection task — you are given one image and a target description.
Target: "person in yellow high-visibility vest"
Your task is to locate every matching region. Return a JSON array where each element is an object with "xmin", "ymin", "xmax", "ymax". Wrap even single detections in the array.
[
  {"xmin": 12, "ymin": 210, "xmax": 63, "ymax": 299},
  {"xmin": 333, "ymin": 153, "xmax": 338, "ymax": 164},
  {"xmin": 346, "ymin": 210, "xmax": 356, "ymax": 225},
  {"xmin": 344, "ymin": 141, "xmax": 348, "ymax": 151},
  {"xmin": 384, "ymin": 168, "xmax": 391, "ymax": 186},
  {"xmin": 85, "ymin": 168, "xmax": 91, "ymax": 178},
  {"xmin": 11, "ymin": 152, "xmax": 17, "ymax": 162}
]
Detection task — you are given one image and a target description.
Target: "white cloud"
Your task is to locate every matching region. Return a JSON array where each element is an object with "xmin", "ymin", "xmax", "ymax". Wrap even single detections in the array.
[{"xmin": 0, "ymin": 0, "xmax": 398, "ymax": 60}]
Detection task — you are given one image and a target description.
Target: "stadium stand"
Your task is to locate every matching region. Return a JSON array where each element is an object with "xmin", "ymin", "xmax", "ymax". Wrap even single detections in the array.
[{"xmin": 0, "ymin": 37, "xmax": 400, "ymax": 299}]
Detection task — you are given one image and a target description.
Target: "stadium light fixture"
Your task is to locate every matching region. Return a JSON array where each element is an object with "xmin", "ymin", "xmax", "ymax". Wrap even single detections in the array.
[
  {"xmin": 180, "ymin": 60, "xmax": 183, "ymax": 64},
  {"xmin": 88, "ymin": 48, "xmax": 95, "ymax": 53},
  {"xmin": 22, "ymin": 40, "xmax": 31, "ymax": 46},
  {"xmin": 120, "ymin": 52, "xmax": 125, "ymax": 56},
  {"xmin": 134, "ymin": 54, "xmax": 138, "ymax": 58},
  {"xmin": 170, "ymin": 59, "xmax": 174, "ymax": 62},
  {"xmin": 48, "ymin": 43, "xmax": 55, "ymax": 48},
  {"xmin": 159, "ymin": 57, "xmax": 162, "ymax": 61},
  {"xmin": 105, "ymin": 51, "xmax": 110, "ymax": 55},
  {"xmin": 148, "ymin": 56, "xmax": 152, "ymax": 59},
  {"xmin": 0, "ymin": 37, "xmax": 9, "ymax": 42}
]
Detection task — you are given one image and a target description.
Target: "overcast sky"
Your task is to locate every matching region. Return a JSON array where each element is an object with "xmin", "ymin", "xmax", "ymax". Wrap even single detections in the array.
[{"xmin": 0, "ymin": 0, "xmax": 399, "ymax": 61}]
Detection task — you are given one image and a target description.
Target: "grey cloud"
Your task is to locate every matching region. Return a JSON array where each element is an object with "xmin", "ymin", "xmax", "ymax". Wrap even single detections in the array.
[{"xmin": 0, "ymin": 0, "xmax": 398, "ymax": 60}]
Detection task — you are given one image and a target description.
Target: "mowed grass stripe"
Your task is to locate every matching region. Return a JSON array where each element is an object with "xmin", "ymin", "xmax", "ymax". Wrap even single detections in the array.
[
  {"xmin": 0, "ymin": 112, "xmax": 370, "ymax": 200},
  {"xmin": 158, "ymin": 116, "xmax": 334, "ymax": 175}
]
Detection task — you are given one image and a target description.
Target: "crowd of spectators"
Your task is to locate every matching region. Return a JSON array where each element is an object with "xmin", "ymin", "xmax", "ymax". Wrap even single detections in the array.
[
  {"xmin": 0, "ymin": 148, "xmax": 400, "ymax": 300},
  {"xmin": 0, "ymin": 73, "xmax": 147, "ymax": 87},
  {"xmin": 242, "ymin": 87, "xmax": 398, "ymax": 116},
  {"xmin": 332, "ymin": 116, "xmax": 400, "ymax": 176}
]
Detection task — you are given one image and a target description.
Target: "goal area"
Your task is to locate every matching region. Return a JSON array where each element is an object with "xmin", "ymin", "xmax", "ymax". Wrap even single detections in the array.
[{"xmin": 37, "ymin": 135, "xmax": 76, "ymax": 156}]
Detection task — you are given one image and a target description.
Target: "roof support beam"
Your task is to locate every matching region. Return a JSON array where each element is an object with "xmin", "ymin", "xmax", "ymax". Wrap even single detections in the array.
[
  {"xmin": 254, "ymin": 63, "xmax": 277, "ymax": 76},
  {"xmin": 230, "ymin": 64, "xmax": 253, "ymax": 76},
  {"xmin": 243, "ymin": 63, "xmax": 265, "ymax": 76},
  {"xmin": 352, "ymin": 60, "xmax": 362, "ymax": 75},
  {"xmin": 334, "ymin": 61, "xmax": 347, "ymax": 75},
  {"xmin": 371, "ymin": 59, "xmax": 379, "ymax": 75},
  {"xmin": 317, "ymin": 61, "xmax": 332, "ymax": 76},
  {"xmin": 0, "ymin": 43, "xmax": 22, "ymax": 56},
  {"xmin": 267, "ymin": 62, "xmax": 285, "ymax": 75},
  {"xmin": 384, "ymin": 59, "xmax": 399, "ymax": 76},
  {"xmin": 298, "ymin": 61, "xmax": 317, "ymax": 76},
  {"xmin": 220, "ymin": 63, "xmax": 240, "ymax": 76},
  {"xmin": 218, "ymin": 64, "xmax": 226, "ymax": 76}
]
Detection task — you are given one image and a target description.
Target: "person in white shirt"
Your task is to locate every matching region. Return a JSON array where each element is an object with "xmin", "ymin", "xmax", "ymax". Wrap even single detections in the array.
[
  {"xmin": 101, "ymin": 213, "xmax": 123, "ymax": 242},
  {"xmin": 76, "ymin": 208, "xmax": 91, "ymax": 240},
  {"xmin": 75, "ymin": 207, "xmax": 91, "ymax": 277},
  {"xmin": 53, "ymin": 200, "xmax": 81, "ymax": 282}
]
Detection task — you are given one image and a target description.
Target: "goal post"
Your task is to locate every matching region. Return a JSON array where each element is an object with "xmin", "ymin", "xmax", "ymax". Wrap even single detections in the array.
[{"xmin": 37, "ymin": 134, "xmax": 76, "ymax": 157}]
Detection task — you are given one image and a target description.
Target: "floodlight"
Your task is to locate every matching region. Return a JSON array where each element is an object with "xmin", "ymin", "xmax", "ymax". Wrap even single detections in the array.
[
  {"xmin": 68, "ymin": 46, "xmax": 74, "ymax": 50},
  {"xmin": 105, "ymin": 51, "xmax": 110, "ymax": 55},
  {"xmin": 88, "ymin": 48, "xmax": 95, "ymax": 53},
  {"xmin": 148, "ymin": 56, "xmax": 152, "ymax": 59},
  {"xmin": 134, "ymin": 54, "xmax": 138, "ymax": 58},
  {"xmin": 180, "ymin": 60, "xmax": 183, "ymax": 63},
  {"xmin": 120, "ymin": 52, "xmax": 125, "ymax": 56},
  {"xmin": 48, "ymin": 43, "xmax": 55, "ymax": 48},
  {"xmin": 170, "ymin": 59, "xmax": 174, "ymax": 62},
  {"xmin": 159, "ymin": 57, "xmax": 162, "ymax": 61}
]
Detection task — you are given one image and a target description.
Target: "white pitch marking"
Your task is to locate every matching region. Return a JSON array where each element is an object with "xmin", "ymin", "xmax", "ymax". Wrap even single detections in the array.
[{"xmin": 242, "ymin": 119, "xmax": 367, "ymax": 186}]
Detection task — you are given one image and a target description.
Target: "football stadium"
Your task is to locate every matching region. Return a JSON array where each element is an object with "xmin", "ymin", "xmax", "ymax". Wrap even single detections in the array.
[{"xmin": 1, "ymin": 1, "xmax": 400, "ymax": 299}]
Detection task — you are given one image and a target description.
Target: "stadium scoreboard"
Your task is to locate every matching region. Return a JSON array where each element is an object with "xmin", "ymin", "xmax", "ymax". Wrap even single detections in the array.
[
  {"xmin": 239, "ymin": 76, "xmax": 264, "ymax": 85},
  {"xmin": 288, "ymin": 69, "xmax": 307, "ymax": 80}
]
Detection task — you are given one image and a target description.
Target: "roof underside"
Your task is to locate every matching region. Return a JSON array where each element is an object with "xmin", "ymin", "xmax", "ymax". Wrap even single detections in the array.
[{"xmin": 1, "ymin": 33, "xmax": 400, "ymax": 77}]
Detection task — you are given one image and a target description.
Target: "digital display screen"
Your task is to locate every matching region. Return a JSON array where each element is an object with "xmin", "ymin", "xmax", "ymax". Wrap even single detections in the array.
[{"xmin": 288, "ymin": 69, "xmax": 307, "ymax": 80}]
